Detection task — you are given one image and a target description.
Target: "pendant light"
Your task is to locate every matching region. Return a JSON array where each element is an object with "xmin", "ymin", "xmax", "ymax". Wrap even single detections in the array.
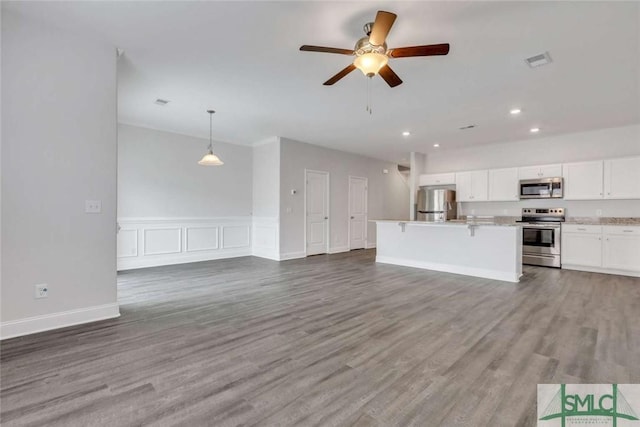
[{"xmin": 198, "ymin": 110, "xmax": 224, "ymax": 166}]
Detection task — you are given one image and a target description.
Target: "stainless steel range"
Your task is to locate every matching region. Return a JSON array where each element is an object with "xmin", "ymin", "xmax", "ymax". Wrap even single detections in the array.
[{"xmin": 517, "ymin": 208, "xmax": 565, "ymax": 268}]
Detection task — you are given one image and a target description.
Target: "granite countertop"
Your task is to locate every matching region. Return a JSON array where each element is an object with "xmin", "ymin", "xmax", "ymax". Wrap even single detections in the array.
[{"xmin": 564, "ymin": 217, "xmax": 640, "ymax": 226}]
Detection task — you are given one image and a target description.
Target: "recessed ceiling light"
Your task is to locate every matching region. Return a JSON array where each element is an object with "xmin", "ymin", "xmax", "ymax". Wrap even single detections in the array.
[
  {"xmin": 402, "ymin": 131, "xmax": 411, "ymax": 137},
  {"xmin": 530, "ymin": 127, "xmax": 540, "ymax": 133},
  {"xmin": 154, "ymin": 98, "xmax": 170, "ymax": 106},
  {"xmin": 510, "ymin": 108, "xmax": 521, "ymax": 115},
  {"xmin": 433, "ymin": 143, "xmax": 440, "ymax": 148}
]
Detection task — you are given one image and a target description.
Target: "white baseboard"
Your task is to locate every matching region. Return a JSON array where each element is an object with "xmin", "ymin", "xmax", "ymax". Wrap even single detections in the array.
[
  {"xmin": 252, "ymin": 249, "xmax": 280, "ymax": 261},
  {"xmin": 118, "ymin": 249, "xmax": 252, "ymax": 270},
  {"xmin": 0, "ymin": 303, "xmax": 120, "ymax": 340},
  {"xmin": 376, "ymin": 256, "xmax": 520, "ymax": 283},
  {"xmin": 561, "ymin": 264, "xmax": 640, "ymax": 278},
  {"xmin": 279, "ymin": 251, "xmax": 307, "ymax": 261},
  {"xmin": 329, "ymin": 246, "xmax": 349, "ymax": 254}
]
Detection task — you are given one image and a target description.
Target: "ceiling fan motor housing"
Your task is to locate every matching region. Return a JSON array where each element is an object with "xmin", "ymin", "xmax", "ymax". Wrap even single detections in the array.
[{"xmin": 354, "ymin": 36, "xmax": 387, "ymax": 57}]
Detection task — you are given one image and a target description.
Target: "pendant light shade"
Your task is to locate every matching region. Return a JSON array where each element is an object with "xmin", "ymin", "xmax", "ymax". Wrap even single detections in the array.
[{"xmin": 198, "ymin": 110, "xmax": 224, "ymax": 166}]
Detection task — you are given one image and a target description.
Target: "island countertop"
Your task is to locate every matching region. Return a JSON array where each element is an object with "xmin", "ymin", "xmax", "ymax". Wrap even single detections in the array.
[
  {"xmin": 373, "ymin": 220, "xmax": 522, "ymax": 283},
  {"xmin": 371, "ymin": 219, "xmax": 520, "ymax": 227}
]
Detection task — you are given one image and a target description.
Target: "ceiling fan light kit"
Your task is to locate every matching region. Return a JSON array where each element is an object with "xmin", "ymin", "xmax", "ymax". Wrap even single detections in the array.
[
  {"xmin": 198, "ymin": 110, "xmax": 224, "ymax": 166},
  {"xmin": 354, "ymin": 52, "xmax": 388, "ymax": 77},
  {"xmin": 300, "ymin": 10, "xmax": 450, "ymax": 88}
]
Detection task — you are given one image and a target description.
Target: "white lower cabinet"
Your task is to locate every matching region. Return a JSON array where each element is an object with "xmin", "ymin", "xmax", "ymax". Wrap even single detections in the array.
[
  {"xmin": 602, "ymin": 227, "xmax": 640, "ymax": 272},
  {"xmin": 561, "ymin": 224, "xmax": 640, "ymax": 276}
]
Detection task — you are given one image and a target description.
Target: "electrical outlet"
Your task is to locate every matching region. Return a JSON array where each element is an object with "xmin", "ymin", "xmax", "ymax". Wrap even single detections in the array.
[
  {"xmin": 35, "ymin": 284, "xmax": 48, "ymax": 299},
  {"xmin": 85, "ymin": 200, "xmax": 102, "ymax": 214}
]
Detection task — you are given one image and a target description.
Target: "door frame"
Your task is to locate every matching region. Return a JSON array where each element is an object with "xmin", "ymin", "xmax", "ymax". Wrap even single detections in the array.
[
  {"xmin": 304, "ymin": 169, "xmax": 330, "ymax": 256},
  {"xmin": 348, "ymin": 175, "xmax": 368, "ymax": 250}
]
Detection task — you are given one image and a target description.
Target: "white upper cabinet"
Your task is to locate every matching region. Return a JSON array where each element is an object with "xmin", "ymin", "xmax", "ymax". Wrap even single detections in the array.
[
  {"xmin": 518, "ymin": 164, "xmax": 563, "ymax": 180},
  {"xmin": 488, "ymin": 168, "xmax": 519, "ymax": 201},
  {"xmin": 563, "ymin": 160, "xmax": 604, "ymax": 200},
  {"xmin": 419, "ymin": 173, "xmax": 456, "ymax": 187},
  {"xmin": 604, "ymin": 157, "xmax": 640, "ymax": 199},
  {"xmin": 455, "ymin": 170, "xmax": 488, "ymax": 202}
]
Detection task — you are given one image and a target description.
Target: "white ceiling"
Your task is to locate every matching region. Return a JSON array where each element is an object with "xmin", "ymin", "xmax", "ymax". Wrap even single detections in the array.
[{"xmin": 5, "ymin": 1, "xmax": 640, "ymax": 164}]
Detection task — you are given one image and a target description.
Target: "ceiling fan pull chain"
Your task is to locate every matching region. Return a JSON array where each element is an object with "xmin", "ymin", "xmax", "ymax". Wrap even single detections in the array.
[{"xmin": 366, "ymin": 77, "xmax": 373, "ymax": 115}]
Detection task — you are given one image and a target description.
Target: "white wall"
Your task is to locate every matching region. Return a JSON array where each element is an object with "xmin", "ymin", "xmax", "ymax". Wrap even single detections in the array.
[
  {"xmin": 409, "ymin": 152, "xmax": 426, "ymax": 220},
  {"xmin": 424, "ymin": 125, "xmax": 640, "ymax": 218},
  {"xmin": 279, "ymin": 137, "xmax": 409, "ymax": 258},
  {"xmin": 118, "ymin": 124, "xmax": 252, "ymax": 218},
  {"xmin": 252, "ymin": 138, "xmax": 280, "ymax": 260},
  {"xmin": 1, "ymin": 11, "xmax": 119, "ymax": 338},
  {"xmin": 116, "ymin": 124, "xmax": 254, "ymax": 270},
  {"xmin": 252, "ymin": 138, "xmax": 280, "ymax": 218}
]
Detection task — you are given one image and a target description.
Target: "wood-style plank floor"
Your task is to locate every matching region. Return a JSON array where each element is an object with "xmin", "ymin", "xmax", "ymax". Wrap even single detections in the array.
[{"xmin": 1, "ymin": 250, "xmax": 639, "ymax": 426}]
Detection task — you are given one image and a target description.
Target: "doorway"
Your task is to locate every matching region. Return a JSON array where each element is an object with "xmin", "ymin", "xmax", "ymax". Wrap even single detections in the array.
[
  {"xmin": 305, "ymin": 170, "xmax": 329, "ymax": 256},
  {"xmin": 348, "ymin": 176, "xmax": 368, "ymax": 250}
]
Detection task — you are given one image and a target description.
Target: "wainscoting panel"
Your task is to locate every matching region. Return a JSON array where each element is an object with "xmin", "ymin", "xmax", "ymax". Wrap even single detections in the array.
[
  {"xmin": 186, "ymin": 227, "xmax": 219, "ymax": 252},
  {"xmin": 252, "ymin": 217, "xmax": 279, "ymax": 260},
  {"xmin": 222, "ymin": 225, "xmax": 251, "ymax": 249},
  {"xmin": 117, "ymin": 217, "xmax": 252, "ymax": 270},
  {"xmin": 116, "ymin": 229, "xmax": 138, "ymax": 258},
  {"xmin": 143, "ymin": 228, "xmax": 182, "ymax": 256}
]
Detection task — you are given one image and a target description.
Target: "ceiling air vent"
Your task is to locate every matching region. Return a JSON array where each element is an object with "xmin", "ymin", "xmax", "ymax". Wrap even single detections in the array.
[
  {"xmin": 525, "ymin": 52, "xmax": 552, "ymax": 68},
  {"xmin": 459, "ymin": 124, "xmax": 476, "ymax": 130},
  {"xmin": 154, "ymin": 98, "xmax": 170, "ymax": 106}
]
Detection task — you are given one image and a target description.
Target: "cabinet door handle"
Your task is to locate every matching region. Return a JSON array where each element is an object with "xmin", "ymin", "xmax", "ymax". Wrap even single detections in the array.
[
  {"xmin": 623, "ymin": 230, "xmax": 634, "ymax": 233},
  {"xmin": 577, "ymin": 228, "xmax": 587, "ymax": 231}
]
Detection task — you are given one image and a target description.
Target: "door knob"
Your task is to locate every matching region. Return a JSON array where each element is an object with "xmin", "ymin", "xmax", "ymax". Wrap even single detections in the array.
[
  {"xmin": 351, "ymin": 216, "xmax": 354, "ymax": 219},
  {"xmin": 324, "ymin": 216, "xmax": 328, "ymax": 220}
]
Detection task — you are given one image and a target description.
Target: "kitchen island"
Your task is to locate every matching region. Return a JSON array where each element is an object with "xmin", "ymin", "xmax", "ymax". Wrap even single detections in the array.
[{"xmin": 373, "ymin": 220, "xmax": 522, "ymax": 282}]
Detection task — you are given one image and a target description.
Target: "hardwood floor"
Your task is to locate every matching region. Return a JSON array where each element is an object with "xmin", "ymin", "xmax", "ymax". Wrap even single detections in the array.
[{"xmin": 1, "ymin": 249, "xmax": 639, "ymax": 426}]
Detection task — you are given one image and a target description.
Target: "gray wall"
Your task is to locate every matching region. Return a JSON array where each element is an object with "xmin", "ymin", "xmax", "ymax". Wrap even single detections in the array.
[
  {"xmin": 252, "ymin": 138, "xmax": 280, "ymax": 218},
  {"xmin": 279, "ymin": 137, "xmax": 409, "ymax": 256},
  {"xmin": 1, "ymin": 11, "xmax": 118, "ymax": 325},
  {"xmin": 423, "ymin": 124, "xmax": 640, "ymax": 217},
  {"xmin": 118, "ymin": 124, "xmax": 253, "ymax": 218}
]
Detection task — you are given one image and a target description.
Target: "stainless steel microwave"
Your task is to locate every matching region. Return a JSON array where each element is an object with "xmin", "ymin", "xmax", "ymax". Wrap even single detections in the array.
[{"xmin": 519, "ymin": 177, "xmax": 563, "ymax": 199}]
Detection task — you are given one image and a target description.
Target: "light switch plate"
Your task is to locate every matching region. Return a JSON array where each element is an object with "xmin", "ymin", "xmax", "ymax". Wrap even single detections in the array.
[{"xmin": 85, "ymin": 200, "xmax": 102, "ymax": 214}]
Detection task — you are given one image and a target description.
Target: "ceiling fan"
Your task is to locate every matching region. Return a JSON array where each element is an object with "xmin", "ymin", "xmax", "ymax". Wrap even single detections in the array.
[{"xmin": 300, "ymin": 10, "xmax": 450, "ymax": 88}]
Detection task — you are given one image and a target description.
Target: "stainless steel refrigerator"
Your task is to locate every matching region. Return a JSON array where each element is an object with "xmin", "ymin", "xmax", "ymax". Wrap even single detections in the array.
[{"xmin": 417, "ymin": 188, "xmax": 457, "ymax": 222}]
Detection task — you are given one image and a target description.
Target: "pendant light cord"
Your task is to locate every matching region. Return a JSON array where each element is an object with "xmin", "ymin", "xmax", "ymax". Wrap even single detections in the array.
[{"xmin": 208, "ymin": 112, "xmax": 213, "ymax": 151}]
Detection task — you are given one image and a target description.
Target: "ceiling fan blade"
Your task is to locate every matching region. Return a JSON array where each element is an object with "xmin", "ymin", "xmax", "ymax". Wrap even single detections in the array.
[
  {"xmin": 368, "ymin": 11, "xmax": 397, "ymax": 46},
  {"xmin": 323, "ymin": 64, "xmax": 356, "ymax": 85},
  {"xmin": 389, "ymin": 43, "xmax": 450, "ymax": 58},
  {"xmin": 378, "ymin": 65, "xmax": 403, "ymax": 88},
  {"xmin": 300, "ymin": 45, "xmax": 354, "ymax": 55}
]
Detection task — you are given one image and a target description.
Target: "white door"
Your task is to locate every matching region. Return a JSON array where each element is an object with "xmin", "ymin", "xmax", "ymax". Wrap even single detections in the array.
[
  {"xmin": 604, "ymin": 157, "xmax": 640, "ymax": 199},
  {"xmin": 470, "ymin": 170, "xmax": 489, "ymax": 201},
  {"xmin": 603, "ymin": 228, "xmax": 640, "ymax": 271},
  {"xmin": 305, "ymin": 170, "xmax": 329, "ymax": 255},
  {"xmin": 488, "ymin": 168, "xmax": 519, "ymax": 201},
  {"xmin": 349, "ymin": 176, "xmax": 367, "ymax": 250},
  {"xmin": 563, "ymin": 160, "xmax": 604, "ymax": 200},
  {"xmin": 561, "ymin": 232, "xmax": 602, "ymax": 267},
  {"xmin": 454, "ymin": 171, "xmax": 472, "ymax": 201}
]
